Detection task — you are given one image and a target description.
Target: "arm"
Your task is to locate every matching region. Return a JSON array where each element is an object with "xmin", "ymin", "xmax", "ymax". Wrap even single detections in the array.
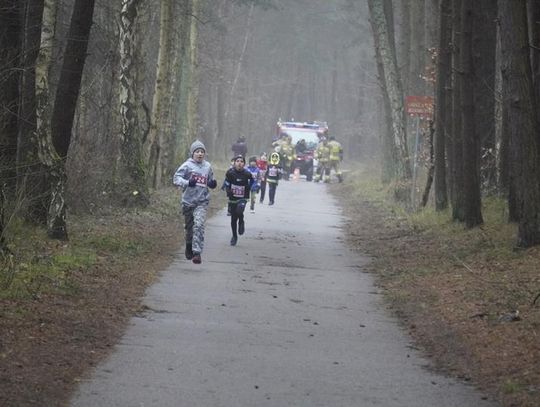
[{"xmin": 172, "ymin": 164, "xmax": 190, "ymax": 188}]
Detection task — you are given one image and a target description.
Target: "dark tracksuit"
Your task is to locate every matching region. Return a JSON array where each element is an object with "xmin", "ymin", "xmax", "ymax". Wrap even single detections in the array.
[
  {"xmin": 265, "ymin": 164, "xmax": 282, "ymax": 205},
  {"xmin": 225, "ymin": 167, "xmax": 254, "ymax": 241}
]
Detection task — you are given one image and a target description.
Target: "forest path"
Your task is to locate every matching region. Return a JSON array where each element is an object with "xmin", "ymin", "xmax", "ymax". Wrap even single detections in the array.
[{"xmin": 71, "ymin": 180, "xmax": 496, "ymax": 407}]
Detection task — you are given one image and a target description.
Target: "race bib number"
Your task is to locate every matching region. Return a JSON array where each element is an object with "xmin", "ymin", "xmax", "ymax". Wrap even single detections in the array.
[
  {"xmin": 192, "ymin": 173, "xmax": 207, "ymax": 187},
  {"xmin": 268, "ymin": 167, "xmax": 278, "ymax": 177},
  {"xmin": 231, "ymin": 184, "xmax": 245, "ymax": 198}
]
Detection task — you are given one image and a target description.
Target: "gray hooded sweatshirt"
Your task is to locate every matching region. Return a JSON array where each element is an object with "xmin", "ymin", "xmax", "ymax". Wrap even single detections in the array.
[{"xmin": 173, "ymin": 140, "xmax": 215, "ymax": 207}]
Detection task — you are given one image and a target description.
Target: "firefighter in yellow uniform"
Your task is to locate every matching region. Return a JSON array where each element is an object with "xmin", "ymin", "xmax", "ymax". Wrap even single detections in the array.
[
  {"xmin": 278, "ymin": 135, "xmax": 295, "ymax": 180},
  {"xmin": 314, "ymin": 137, "xmax": 331, "ymax": 183},
  {"xmin": 327, "ymin": 135, "xmax": 343, "ymax": 183}
]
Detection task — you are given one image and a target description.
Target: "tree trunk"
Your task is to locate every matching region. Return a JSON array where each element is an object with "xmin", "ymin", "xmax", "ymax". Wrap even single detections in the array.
[
  {"xmin": 186, "ymin": 0, "xmax": 201, "ymax": 143},
  {"xmin": 51, "ymin": 0, "xmax": 96, "ymax": 158},
  {"xmin": 460, "ymin": 1, "xmax": 483, "ymax": 228},
  {"xmin": 368, "ymin": 0, "xmax": 411, "ymax": 199},
  {"xmin": 450, "ymin": 0, "xmax": 465, "ymax": 222},
  {"xmin": 409, "ymin": 0, "xmax": 426, "ymax": 96},
  {"xmin": 499, "ymin": 0, "xmax": 540, "ymax": 247},
  {"xmin": 421, "ymin": 120, "xmax": 435, "ymax": 207},
  {"xmin": 117, "ymin": 0, "xmax": 149, "ymax": 206},
  {"xmin": 0, "ymin": 1, "xmax": 22, "ymax": 191},
  {"xmin": 146, "ymin": 0, "xmax": 173, "ymax": 187},
  {"xmin": 45, "ymin": 0, "xmax": 95, "ymax": 239},
  {"xmin": 434, "ymin": 0, "xmax": 450, "ymax": 210},
  {"xmin": 17, "ymin": 0, "xmax": 48, "ymax": 223},
  {"xmin": 369, "ymin": 4, "xmax": 395, "ymax": 184},
  {"xmin": 475, "ymin": 1, "xmax": 497, "ymax": 194}
]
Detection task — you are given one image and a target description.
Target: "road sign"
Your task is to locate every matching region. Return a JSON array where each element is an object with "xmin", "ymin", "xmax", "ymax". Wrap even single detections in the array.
[{"xmin": 405, "ymin": 95, "xmax": 434, "ymax": 119}]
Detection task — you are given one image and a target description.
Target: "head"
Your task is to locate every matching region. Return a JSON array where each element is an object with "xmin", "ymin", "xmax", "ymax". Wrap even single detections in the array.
[
  {"xmin": 233, "ymin": 155, "xmax": 245, "ymax": 170},
  {"xmin": 260, "ymin": 152, "xmax": 267, "ymax": 161},
  {"xmin": 248, "ymin": 156, "xmax": 257, "ymax": 167},
  {"xmin": 190, "ymin": 140, "xmax": 206, "ymax": 162},
  {"xmin": 270, "ymin": 152, "xmax": 280, "ymax": 165},
  {"xmin": 238, "ymin": 136, "xmax": 245, "ymax": 143}
]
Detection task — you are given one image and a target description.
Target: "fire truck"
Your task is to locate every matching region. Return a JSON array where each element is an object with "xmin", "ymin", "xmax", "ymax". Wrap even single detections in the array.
[{"xmin": 274, "ymin": 120, "xmax": 328, "ymax": 181}]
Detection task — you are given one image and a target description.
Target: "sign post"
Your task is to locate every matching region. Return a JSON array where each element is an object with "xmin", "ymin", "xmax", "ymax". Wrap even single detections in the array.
[{"xmin": 405, "ymin": 96, "xmax": 434, "ymax": 209}]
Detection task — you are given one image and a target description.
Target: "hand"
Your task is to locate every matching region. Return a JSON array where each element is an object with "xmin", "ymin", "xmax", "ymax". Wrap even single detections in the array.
[
  {"xmin": 208, "ymin": 179, "xmax": 217, "ymax": 189},
  {"xmin": 188, "ymin": 178, "xmax": 197, "ymax": 187}
]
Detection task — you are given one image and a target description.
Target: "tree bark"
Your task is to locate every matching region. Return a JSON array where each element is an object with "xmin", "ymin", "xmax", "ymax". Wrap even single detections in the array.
[
  {"xmin": 368, "ymin": 0, "xmax": 411, "ymax": 199},
  {"xmin": 475, "ymin": 1, "xmax": 497, "ymax": 194},
  {"xmin": 434, "ymin": 0, "xmax": 450, "ymax": 210},
  {"xmin": 450, "ymin": 0, "xmax": 465, "ymax": 222},
  {"xmin": 51, "ymin": 0, "xmax": 96, "ymax": 158},
  {"xmin": 117, "ymin": 0, "xmax": 149, "ymax": 206},
  {"xmin": 369, "ymin": 3, "xmax": 395, "ymax": 184},
  {"xmin": 17, "ymin": 0, "xmax": 48, "ymax": 223},
  {"xmin": 499, "ymin": 0, "xmax": 540, "ymax": 247},
  {"xmin": 460, "ymin": 1, "xmax": 483, "ymax": 228},
  {"xmin": 146, "ymin": 0, "xmax": 173, "ymax": 187},
  {"xmin": 0, "ymin": 1, "xmax": 22, "ymax": 190}
]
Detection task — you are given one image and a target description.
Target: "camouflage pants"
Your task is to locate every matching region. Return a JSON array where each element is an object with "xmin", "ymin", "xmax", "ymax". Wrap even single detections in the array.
[{"xmin": 182, "ymin": 204, "xmax": 208, "ymax": 254}]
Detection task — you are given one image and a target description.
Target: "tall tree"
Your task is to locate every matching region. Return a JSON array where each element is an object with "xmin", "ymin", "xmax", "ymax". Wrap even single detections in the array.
[
  {"xmin": 146, "ymin": 0, "xmax": 173, "ymax": 187},
  {"xmin": 116, "ymin": 0, "xmax": 149, "ymax": 206},
  {"xmin": 17, "ymin": 0, "xmax": 47, "ymax": 223},
  {"xmin": 449, "ymin": 0, "xmax": 465, "ymax": 221},
  {"xmin": 434, "ymin": 0, "xmax": 450, "ymax": 210},
  {"xmin": 475, "ymin": 1, "xmax": 497, "ymax": 193},
  {"xmin": 0, "ymin": 1, "xmax": 21, "ymax": 190},
  {"xmin": 34, "ymin": 0, "xmax": 62, "ymax": 236},
  {"xmin": 460, "ymin": 1, "xmax": 482, "ymax": 228},
  {"xmin": 499, "ymin": 0, "xmax": 540, "ymax": 247},
  {"xmin": 368, "ymin": 0, "xmax": 411, "ymax": 200},
  {"xmin": 47, "ymin": 0, "xmax": 96, "ymax": 238}
]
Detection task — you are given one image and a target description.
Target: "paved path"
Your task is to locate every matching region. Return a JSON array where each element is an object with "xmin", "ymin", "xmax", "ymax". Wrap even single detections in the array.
[{"xmin": 71, "ymin": 180, "xmax": 496, "ymax": 407}]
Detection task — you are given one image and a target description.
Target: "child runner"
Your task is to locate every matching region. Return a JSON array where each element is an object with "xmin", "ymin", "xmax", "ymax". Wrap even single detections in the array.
[
  {"xmin": 224, "ymin": 155, "xmax": 254, "ymax": 246},
  {"xmin": 266, "ymin": 152, "xmax": 283, "ymax": 206},
  {"xmin": 246, "ymin": 156, "xmax": 262, "ymax": 213},
  {"xmin": 256, "ymin": 152, "xmax": 268, "ymax": 203},
  {"xmin": 173, "ymin": 140, "xmax": 218, "ymax": 264}
]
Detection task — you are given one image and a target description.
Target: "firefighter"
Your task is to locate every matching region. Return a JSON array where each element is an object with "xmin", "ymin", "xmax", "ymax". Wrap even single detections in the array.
[
  {"xmin": 327, "ymin": 135, "xmax": 344, "ymax": 183},
  {"xmin": 314, "ymin": 136, "xmax": 331, "ymax": 183},
  {"xmin": 277, "ymin": 135, "xmax": 295, "ymax": 180}
]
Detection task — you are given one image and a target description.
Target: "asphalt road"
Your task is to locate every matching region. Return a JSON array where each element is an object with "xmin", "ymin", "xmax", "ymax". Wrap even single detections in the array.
[{"xmin": 71, "ymin": 180, "xmax": 497, "ymax": 407}]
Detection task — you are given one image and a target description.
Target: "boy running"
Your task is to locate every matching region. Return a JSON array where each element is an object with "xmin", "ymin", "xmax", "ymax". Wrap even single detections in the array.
[
  {"xmin": 224, "ymin": 155, "xmax": 254, "ymax": 246},
  {"xmin": 173, "ymin": 140, "xmax": 218, "ymax": 264}
]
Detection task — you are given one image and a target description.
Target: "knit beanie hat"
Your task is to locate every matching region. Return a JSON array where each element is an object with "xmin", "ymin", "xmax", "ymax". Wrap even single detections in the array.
[{"xmin": 190, "ymin": 140, "xmax": 206, "ymax": 156}]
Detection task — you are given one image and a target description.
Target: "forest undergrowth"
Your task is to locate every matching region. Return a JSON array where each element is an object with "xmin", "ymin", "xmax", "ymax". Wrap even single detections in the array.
[{"xmin": 330, "ymin": 165, "xmax": 540, "ymax": 407}]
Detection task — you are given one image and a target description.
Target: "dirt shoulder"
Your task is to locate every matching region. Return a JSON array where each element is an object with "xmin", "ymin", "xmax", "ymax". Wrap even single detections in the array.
[{"xmin": 329, "ymin": 174, "xmax": 540, "ymax": 407}]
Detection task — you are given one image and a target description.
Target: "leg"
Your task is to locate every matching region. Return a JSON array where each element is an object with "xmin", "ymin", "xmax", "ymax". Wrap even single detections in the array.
[
  {"xmin": 182, "ymin": 205, "xmax": 194, "ymax": 259},
  {"xmin": 269, "ymin": 183, "xmax": 276, "ymax": 204},
  {"xmin": 230, "ymin": 204, "xmax": 238, "ymax": 245},
  {"xmin": 191, "ymin": 205, "xmax": 208, "ymax": 255},
  {"xmin": 259, "ymin": 181, "xmax": 266, "ymax": 202},
  {"xmin": 250, "ymin": 191, "xmax": 256, "ymax": 211}
]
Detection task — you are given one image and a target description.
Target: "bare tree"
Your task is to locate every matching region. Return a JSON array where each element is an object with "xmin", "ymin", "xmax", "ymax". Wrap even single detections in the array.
[
  {"xmin": 434, "ymin": 0, "xmax": 450, "ymax": 211},
  {"xmin": 368, "ymin": 0, "xmax": 411, "ymax": 200},
  {"xmin": 460, "ymin": 1, "xmax": 482, "ymax": 228},
  {"xmin": 499, "ymin": 0, "xmax": 540, "ymax": 247},
  {"xmin": 116, "ymin": 0, "xmax": 149, "ymax": 206}
]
